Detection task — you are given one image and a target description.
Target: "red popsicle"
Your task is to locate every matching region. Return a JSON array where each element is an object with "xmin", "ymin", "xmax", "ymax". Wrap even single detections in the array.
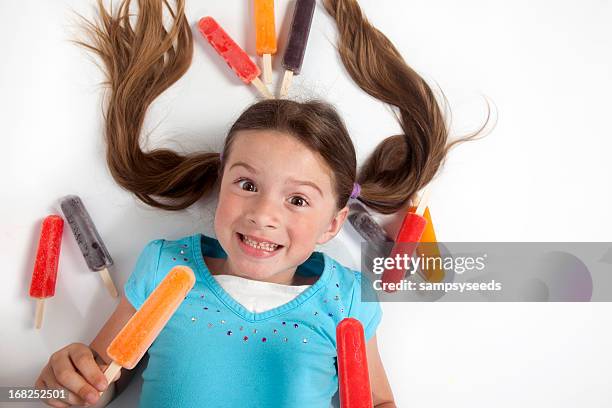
[
  {"xmin": 337, "ymin": 318, "xmax": 373, "ymax": 408},
  {"xmin": 30, "ymin": 215, "xmax": 64, "ymax": 329},
  {"xmin": 381, "ymin": 190, "xmax": 429, "ymax": 291},
  {"xmin": 198, "ymin": 16, "xmax": 272, "ymax": 99},
  {"xmin": 396, "ymin": 212, "xmax": 427, "ymax": 242}
]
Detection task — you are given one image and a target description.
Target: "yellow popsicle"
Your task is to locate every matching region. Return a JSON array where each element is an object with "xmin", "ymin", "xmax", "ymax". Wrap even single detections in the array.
[
  {"xmin": 409, "ymin": 206, "xmax": 445, "ymax": 283},
  {"xmin": 255, "ymin": 0, "xmax": 277, "ymax": 54},
  {"xmin": 254, "ymin": 0, "xmax": 276, "ymax": 84}
]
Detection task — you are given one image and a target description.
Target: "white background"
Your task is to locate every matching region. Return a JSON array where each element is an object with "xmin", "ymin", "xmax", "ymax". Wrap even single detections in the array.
[{"xmin": 1, "ymin": 0, "xmax": 611, "ymax": 407}]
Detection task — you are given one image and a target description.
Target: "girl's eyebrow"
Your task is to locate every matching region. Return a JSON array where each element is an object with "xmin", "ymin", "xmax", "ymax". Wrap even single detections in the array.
[
  {"xmin": 286, "ymin": 178, "xmax": 323, "ymax": 197},
  {"xmin": 229, "ymin": 161, "xmax": 258, "ymax": 173},
  {"xmin": 230, "ymin": 161, "xmax": 323, "ymax": 197}
]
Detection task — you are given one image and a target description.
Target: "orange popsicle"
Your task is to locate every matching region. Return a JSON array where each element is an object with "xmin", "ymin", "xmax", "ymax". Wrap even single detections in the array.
[
  {"xmin": 254, "ymin": 0, "xmax": 276, "ymax": 84},
  {"xmin": 104, "ymin": 266, "xmax": 195, "ymax": 381}
]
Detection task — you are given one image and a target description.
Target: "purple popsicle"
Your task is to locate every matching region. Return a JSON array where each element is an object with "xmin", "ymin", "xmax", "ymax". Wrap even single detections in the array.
[
  {"xmin": 348, "ymin": 203, "xmax": 393, "ymax": 257},
  {"xmin": 280, "ymin": 0, "xmax": 316, "ymax": 97},
  {"xmin": 60, "ymin": 195, "xmax": 118, "ymax": 297}
]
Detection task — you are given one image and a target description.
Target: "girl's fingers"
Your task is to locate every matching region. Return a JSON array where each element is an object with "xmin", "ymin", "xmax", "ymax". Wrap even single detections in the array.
[
  {"xmin": 45, "ymin": 376, "xmax": 89, "ymax": 406},
  {"xmin": 36, "ymin": 378, "xmax": 70, "ymax": 408},
  {"xmin": 36, "ymin": 378, "xmax": 68, "ymax": 408},
  {"xmin": 69, "ymin": 348, "xmax": 108, "ymax": 392},
  {"xmin": 50, "ymin": 355, "xmax": 100, "ymax": 406}
]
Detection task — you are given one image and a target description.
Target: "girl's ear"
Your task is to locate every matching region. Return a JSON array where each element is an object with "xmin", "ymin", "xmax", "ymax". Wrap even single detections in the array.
[{"xmin": 316, "ymin": 206, "xmax": 349, "ymax": 245}]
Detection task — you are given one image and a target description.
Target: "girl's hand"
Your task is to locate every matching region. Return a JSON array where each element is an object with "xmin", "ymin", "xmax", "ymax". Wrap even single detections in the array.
[{"xmin": 35, "ymin": 343, "xmax": 120, "ymax": 407}]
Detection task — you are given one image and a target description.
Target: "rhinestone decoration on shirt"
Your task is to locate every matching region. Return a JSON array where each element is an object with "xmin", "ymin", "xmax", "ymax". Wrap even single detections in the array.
[{"xmin": 177, "ymin": 257, "xmax": 350, "ymax": 347}]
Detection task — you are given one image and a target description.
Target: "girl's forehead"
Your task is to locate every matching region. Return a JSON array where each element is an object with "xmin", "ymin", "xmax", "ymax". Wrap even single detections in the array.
[
  {"xmin": 228, "ymin": 130, "xmax": 335, "ymax": 187},
  {"xmin": 231, "ymin": 129, "xmax": 305, "ymax": 150}
]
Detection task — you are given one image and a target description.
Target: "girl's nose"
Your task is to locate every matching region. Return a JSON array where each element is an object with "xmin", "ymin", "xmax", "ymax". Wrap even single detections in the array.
[{"xmin": 245, "ymin": 196, "xmax": 280, "ymax": 229}]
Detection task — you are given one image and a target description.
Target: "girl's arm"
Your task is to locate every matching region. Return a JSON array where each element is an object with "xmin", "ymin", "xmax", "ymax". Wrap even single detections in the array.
[
  {"xmin": 89, "ymin": 295, "xmax": 138, "ymax": 405},
  {"xmin": 36, "ymin": 295, "xmax": 136, "ymax": 407},
  {"xmin": 366, "ymin": 334, "xmax": 397, "ymax": 408},
  {"xmin": 89, "ymin": 295, "xmax": 136, "ymax": 365}
]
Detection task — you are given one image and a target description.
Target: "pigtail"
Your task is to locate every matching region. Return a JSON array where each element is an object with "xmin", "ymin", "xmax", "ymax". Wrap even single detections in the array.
[
  {"xmin": 324, "ymin": 0, "xmax": 489, "ymax": 214},
  {"xmin": 77, "ymin": 0, "xmax": 221, "ymax": 210}
]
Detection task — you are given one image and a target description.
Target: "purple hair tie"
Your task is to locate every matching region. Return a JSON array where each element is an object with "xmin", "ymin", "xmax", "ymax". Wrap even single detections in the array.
[
  {"xmin": 219, "ymin": 151, "xmax": 223, "ymax": 161},
  {"xmin": 350, "ymin": 182, "xmax": 361, "ymax": 199}
]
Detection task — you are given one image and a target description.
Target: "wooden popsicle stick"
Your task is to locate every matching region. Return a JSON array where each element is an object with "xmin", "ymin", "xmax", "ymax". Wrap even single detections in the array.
[
  {"xmin": 99, "ymin": 268, "xmax": 118, "ymax": 298},
  {"xmin": 35, "ymin": 298, "xmax": 45, "ymax": 329},
  {"xmin": 263, "ymin": 53, "xmax": 272, "ymax": 84},
  {"xmin": 99, "ymin": 361, "xmax": 122, "ymax": 396},
  {"xmin": 415, "ymin": 186, "xmax": 430, "ymax": 216},
  {"xmin": 279, "ymin": 69, "xmax": 294, "ymax": 98},
  {"xmin": 103, "ymin": 361, "xmax": 122, "ymax": 383},
  {"xmin": 251, "ymin": 77, "xmax": 273, "ymax": 99},
  {"xmin": 413, "ymin": 187, "xmax": 431, "ymax": 282}
]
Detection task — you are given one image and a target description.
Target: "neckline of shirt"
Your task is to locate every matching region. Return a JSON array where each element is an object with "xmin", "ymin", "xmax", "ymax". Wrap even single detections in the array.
[
  {"xmin": 212, "ymin": 275, "xmax": 310, "ymax": 314},
  {"xmin": 213, "ymin": 274, "xmax": 311, "ymax": 294},
  {"xmin": 191, "ymin": 233, "xmax": 332, "ymax": 322}
]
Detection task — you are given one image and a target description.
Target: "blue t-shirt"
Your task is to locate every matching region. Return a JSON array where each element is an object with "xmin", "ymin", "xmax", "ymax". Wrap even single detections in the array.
[{"xmin": 124, "ymin": 234, "xmax": 382, "ymax": 408}]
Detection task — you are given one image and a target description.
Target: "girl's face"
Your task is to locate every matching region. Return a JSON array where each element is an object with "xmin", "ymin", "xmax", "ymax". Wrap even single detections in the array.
[{"xmin": 214, "ymin": 130, "xmax": 349, "ymax": 285}]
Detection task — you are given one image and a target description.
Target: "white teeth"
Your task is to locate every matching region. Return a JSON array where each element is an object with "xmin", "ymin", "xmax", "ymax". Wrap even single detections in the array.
[{"xmin": 242, "ymin": 234, "xmax": 279, "ymax": 252}]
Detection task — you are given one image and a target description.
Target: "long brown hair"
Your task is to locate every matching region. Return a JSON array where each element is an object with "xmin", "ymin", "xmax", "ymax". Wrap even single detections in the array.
[
  {"xmin": 77, "ymin": 0, "xmax": 488, "ymax": 213},
  {"xmin": 324, "ymin": 0, "xmax": 489, "ymax": 213}
]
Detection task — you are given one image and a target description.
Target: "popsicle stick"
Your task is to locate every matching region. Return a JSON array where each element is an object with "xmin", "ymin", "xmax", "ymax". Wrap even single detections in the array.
[
  {"xmin": 279, "ymin": 69, "xmax": 294, "ymax": 98},
  {"xmin": 415, "ymin": 186, "xmax": 430, "ymax": 216},
  {"xmin": 409, "ymin": 187, "xmax": 431, "ymax": 283},
  {"xmin": 99, "ymin": 268, "xmax": 118, "ymax": 298},
  {"xmin": 251, "ymin": 77, "xmax": 273, "ymax": 99},
  {"xmin": 263, "ymin": 53, "xmax": 272, "ymax": 84},
  {"xmin": 35, "ymin": 299, "xmax": 45, "ymax": 329},
  {"xmin": 103, "ymin": 361, "xmax": 122, "ymax": 385}
]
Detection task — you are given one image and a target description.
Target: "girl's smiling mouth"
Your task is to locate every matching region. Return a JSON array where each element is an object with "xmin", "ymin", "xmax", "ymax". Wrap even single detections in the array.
[{"xmin": 236, "ymin": 233, "xmax": 284, "ymax": 258}]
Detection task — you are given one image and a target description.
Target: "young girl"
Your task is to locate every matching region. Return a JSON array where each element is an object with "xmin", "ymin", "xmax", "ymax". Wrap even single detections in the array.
[{"xmin": 36, "ymin": 0, "xmax": 483, "ymax": 406}]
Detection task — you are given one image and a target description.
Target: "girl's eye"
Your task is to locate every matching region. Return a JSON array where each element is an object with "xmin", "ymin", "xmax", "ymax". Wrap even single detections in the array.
[
  {"xmin": 290, "ymin": 196, "xmax": 309, "ymax": 207},
  {"xmin": 237, "ymin": 179, "xmax": 257, "ymax": 192},
  {"xmin": 236, "ymin": 179, "xmax": 308, "ymax": 207}
]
